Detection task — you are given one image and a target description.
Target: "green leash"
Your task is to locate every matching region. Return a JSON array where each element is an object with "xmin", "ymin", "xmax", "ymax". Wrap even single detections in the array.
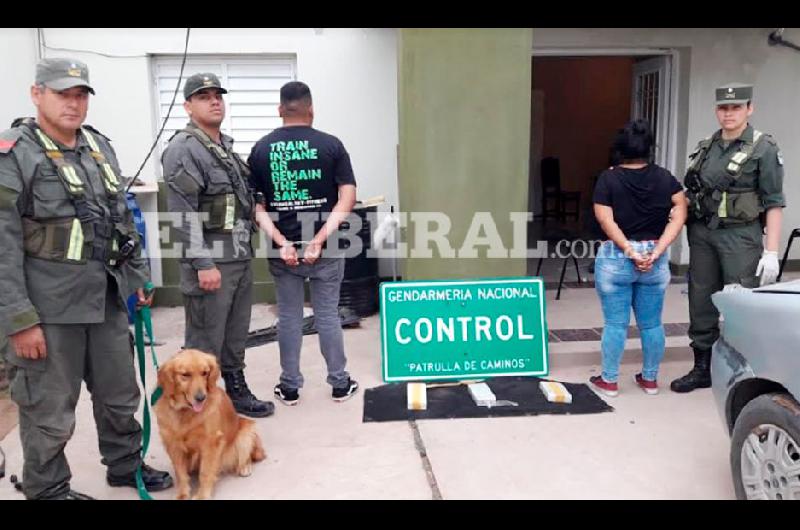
[{"xmin": 133, "ymin": 285, "xmax": 163, "ymax": 501}]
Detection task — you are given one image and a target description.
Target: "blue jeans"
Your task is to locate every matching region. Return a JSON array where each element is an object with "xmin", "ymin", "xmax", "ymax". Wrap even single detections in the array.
[{"xmin": 594, "ymin": 240, "xmax": 671, "ymax": 383}]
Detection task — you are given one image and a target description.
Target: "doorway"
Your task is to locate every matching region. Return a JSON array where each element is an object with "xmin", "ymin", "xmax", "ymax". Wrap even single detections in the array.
[{"xmin": 527, "ymin": 52, "xmax": 676, "ymax": 283}]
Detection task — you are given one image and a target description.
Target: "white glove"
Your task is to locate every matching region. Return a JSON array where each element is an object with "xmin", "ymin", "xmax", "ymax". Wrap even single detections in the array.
[
  {"xmin": 755, "ymin": 250, "xmax": 780, "ymax": 286},
  {"xmin": 722, "ymin": 283, "xmax": 749, "ymax": 293},
  {"xmin": 372, "ymin": 213, "xmax": 400, "ymax": 248}
]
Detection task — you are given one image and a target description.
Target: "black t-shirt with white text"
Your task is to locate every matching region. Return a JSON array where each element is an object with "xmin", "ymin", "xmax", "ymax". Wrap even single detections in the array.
[
  {"xmin": 248, "ymin": 125, "xmax": 356, "ymax": 242},
  {"xmin": 593, "ymin": 164, "xmax": 682, "ymax": 241}
]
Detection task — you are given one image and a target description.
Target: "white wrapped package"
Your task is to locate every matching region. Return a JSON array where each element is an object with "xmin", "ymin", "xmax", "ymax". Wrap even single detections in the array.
[
  {"xmin": 539, "ymin": 381, "xmax": 572, "ymax": 404},
  {"xmin": 407, "ymin": 382, "xmax": 427, "ymax": 410}
]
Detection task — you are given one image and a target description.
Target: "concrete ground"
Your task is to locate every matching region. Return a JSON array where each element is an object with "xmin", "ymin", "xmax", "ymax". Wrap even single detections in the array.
[{"xmin": 2, "ymin": 270, "xmax": 797, "ymax": 500}]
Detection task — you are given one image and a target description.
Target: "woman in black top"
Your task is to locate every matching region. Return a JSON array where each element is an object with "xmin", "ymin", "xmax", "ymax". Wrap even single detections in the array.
[{"xmin": 589, "ymin": 120, "xmax": 687, "ymax": 397}]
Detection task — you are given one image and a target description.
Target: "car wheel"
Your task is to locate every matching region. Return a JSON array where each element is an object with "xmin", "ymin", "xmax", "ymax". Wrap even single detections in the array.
[{"xmin": 730, "ymin": 393, "xmax": 800, "ymax": 500}]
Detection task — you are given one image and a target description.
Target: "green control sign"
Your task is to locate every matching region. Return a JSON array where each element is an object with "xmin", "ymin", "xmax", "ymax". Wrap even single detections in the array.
[{"xmin": 380, "ymin": 278, "xmax": 549, "ymax": 382}]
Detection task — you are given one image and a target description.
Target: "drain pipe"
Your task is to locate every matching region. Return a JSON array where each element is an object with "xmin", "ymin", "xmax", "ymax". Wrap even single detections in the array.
[{"xmin": 34, "ymin": 28, "xmax": 44, "ymax": 60}]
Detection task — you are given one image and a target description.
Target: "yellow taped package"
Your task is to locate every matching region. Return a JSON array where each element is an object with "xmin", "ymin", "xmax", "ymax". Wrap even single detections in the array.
[
  {"xmin": 407, "ymin": 382, "xmax": 427, "ymax": 410},
  {"xmin": 539, "ymin": 381, "xmax": 572, "ymax": 404}
]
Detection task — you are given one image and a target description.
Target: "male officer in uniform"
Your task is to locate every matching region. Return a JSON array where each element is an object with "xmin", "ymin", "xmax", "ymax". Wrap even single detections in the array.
[
  {"xmin": 162, "ymin": 73, "xmax": 274, "ymax": 418},
  {"xmin": 672, "ymin": 83, "xmax": 785, "ymax": 393},
  {"xmin": 0, "ymin": 58, "xmax": 173, "ymax": 499}
]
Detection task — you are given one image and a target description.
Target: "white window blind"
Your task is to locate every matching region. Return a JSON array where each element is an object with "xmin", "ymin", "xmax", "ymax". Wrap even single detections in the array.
[{"xmin": 152, "ymin": 55, "xmax": 296, "ymax": 166}]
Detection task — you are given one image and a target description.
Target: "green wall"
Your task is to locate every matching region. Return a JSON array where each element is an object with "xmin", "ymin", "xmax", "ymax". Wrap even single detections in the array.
[{"xmin": 398, "ymin": 28, "xmax": 533, "ymax": 280}]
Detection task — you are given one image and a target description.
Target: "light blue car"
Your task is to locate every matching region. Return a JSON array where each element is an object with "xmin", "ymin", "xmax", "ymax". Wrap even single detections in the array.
[{"xmin": 711, "ymin": 280, "xmax": 800, "ymax": 500}]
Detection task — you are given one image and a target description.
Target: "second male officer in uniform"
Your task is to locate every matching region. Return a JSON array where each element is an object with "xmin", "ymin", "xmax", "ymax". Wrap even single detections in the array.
[
  {"xmin": 162, "ymin": 73, "xmax": 274, "ymax": 417},
  {"xmin": 672, "ymin": 83, "xmax": 785, "ymax": 393}
]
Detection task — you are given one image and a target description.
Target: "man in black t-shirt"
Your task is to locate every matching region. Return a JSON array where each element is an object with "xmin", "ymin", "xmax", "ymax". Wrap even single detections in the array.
[{"xmin": 249, "ymin": 81, "xmax": 359, "ymax": 406}]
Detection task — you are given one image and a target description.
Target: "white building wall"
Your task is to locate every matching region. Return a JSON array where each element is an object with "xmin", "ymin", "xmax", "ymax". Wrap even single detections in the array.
[
  {"xmin": 22, "ymin": 28, "xmax": 399, "ymax": 209},
  {"xmin": 0, "ymin": 29, "xmax": 38, "ymax": 129},
  {"xmin": 533, "ymin": 28, "xmax": 800, "ymax": 265}
]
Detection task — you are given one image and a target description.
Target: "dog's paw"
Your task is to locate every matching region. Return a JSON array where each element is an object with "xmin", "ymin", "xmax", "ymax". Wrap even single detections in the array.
[
  {"xmin": 192, "ymin": 491, "xmax": 211, "ymax": 500},
  {"xmin": 176, "ymin": 490, "xmax": 191, "ymax": 500},
  {"xmin": 237, "ymin": 463, "xmax": 253, "ymax": 477}
]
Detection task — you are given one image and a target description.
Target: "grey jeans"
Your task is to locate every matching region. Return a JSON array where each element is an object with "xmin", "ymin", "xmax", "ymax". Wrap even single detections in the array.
[{"xmin": 268, "ymin": 257, "xmax": 350, "ymax": 390}]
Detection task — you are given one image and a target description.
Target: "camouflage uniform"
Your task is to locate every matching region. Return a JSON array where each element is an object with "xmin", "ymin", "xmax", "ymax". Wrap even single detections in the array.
[
  {"xmin": 673, "ymin": 83, "xmax": 785, "ymax": 393},
  {"xmin": 161, "ymin": 72, "xmax": 273, "ymax": 418},
  {"xmin": 0, "ymin": 58, "xmax": 171, "ymax": 499}
]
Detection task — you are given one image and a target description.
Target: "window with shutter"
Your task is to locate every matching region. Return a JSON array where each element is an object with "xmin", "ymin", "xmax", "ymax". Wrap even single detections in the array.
[{"xmin": 151, "ymin": 55, "xmax": 296, "ymax": 172}]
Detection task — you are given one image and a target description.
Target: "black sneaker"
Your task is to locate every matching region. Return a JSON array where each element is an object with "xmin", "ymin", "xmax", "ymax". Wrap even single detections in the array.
[
  {"xmin": 332, "ymin": 379, "xmax": 359, "ymax": 402},
  {"xmin": 274, "ymin": 384, "xmax": 299, "ymax": 406}
]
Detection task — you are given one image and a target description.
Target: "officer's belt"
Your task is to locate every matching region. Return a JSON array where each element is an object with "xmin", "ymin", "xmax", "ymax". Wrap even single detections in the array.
[
  {"xmin": 717, "ymin": 218, "xmax": 761, "ymax": 230},
  {"xmin": 691, "ymin": 216, "xmax": 761, "ymax": 230}
]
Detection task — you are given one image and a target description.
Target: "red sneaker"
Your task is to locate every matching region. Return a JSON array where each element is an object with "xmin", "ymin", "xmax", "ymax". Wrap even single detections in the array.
[
  {"xmin": 589, "ymin": 375, "xmax": 619, "ymax": 397},
  {"xmin": 634, "ymin": 373, "xmax": 659, "ymax": 395}
]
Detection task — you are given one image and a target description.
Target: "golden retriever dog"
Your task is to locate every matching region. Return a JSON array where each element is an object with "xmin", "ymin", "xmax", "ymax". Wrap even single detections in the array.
[{"xmin": 154, "ymin": 349, "xmax": 266, "ymax": 500}]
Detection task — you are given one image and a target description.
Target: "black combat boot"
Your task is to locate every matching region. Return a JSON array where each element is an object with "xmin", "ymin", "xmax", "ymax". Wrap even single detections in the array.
[
  {"xmin": 40, "ymin": 489, "xmax": 96, "ymax": 500},
  {"xmin": 670, "ymin": 348, "xmax": 712, "ymax": 393},
  {"xmin": 222, "ymin": 370, "xmax": 275, "ymax": 418},
  {"xmin": 17, "ymin": 480, "xmax": 96, "ymax": 500},
  {"xmin": 107, "ymin": 463, "xmax": 174, "ymax": 491}
]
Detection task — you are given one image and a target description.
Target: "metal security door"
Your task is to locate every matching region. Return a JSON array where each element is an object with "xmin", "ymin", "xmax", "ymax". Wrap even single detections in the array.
[{"xmin": 631, "ymin": 56, "xmax": 671, "ymax": 168}]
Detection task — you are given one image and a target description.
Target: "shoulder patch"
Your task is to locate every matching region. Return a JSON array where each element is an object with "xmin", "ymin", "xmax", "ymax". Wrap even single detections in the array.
[
  {"xmin": 0, "ymin": 139, "xmax": 17, "ymax": 154},
  {"xmin": 0, "ymin": 128, "xmax": 23, "ymax": 154}
]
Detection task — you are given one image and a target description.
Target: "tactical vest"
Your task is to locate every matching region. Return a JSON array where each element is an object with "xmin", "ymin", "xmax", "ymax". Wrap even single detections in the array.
[
  {"xmin": 178, "ymin": 124, "xmax": 254, "ymax": 234},
  {"xmin": 16, "ymin": 119, "xmax": 137, "ymax": 266},
  {"xmin": 685, "ymin": 130, "xmax": 765, "ymax": 229}
]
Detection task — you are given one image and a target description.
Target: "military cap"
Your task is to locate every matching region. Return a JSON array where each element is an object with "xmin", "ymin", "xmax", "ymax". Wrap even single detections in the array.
[
  {"xmin": 36, "ymin": 58, "xmax": 95, "ymax": 94},
  {"xmin": 183, "ymin": 73, "xmax": 228, "ymax": 100},
  {"xmin": 716, "ymin": 83, "xmax": 753, "ymax": 105}
]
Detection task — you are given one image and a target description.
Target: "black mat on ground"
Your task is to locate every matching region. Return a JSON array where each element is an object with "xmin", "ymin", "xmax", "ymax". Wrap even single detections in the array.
[
  {"xmin": 246, "ymin": 307, "xmax": 361, "ymax": 349},
  {"xmin": 362, "ymin": 377, "xmax": 613, "ymax": 423}
]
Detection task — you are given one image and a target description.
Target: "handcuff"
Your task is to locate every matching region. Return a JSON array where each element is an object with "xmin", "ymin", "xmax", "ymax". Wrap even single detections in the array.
[{"xmin": 281, "ymin": 240, "xmax": 320, "ymax": 260}]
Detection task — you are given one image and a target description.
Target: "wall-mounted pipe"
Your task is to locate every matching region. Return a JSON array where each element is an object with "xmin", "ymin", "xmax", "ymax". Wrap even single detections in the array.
[{"xmin": 769, "ymin": 28, "xmax": 800, "ymax": 52}]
